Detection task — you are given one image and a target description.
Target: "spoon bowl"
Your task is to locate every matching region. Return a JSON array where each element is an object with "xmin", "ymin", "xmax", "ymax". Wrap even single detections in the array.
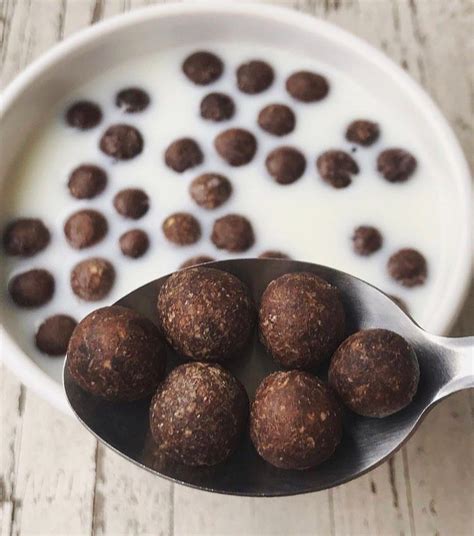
[{"xmin": 63, "ymin": 258, "xmax": 473, "ymax": 496}]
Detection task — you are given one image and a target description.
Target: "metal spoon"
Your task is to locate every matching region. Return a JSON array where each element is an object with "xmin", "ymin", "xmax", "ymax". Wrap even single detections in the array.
[{"xmin": 63, "ymin": 258, "xmax": 473, "ymax": 497}]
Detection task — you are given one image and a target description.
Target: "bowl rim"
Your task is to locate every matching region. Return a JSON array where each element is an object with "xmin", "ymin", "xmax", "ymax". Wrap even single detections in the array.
[{"xmin": 0, "ymin": 1, "xmax": 472, "ymax": 414}]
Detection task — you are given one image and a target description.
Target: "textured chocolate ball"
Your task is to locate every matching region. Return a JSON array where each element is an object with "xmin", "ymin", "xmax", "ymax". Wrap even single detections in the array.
[
  {"xmin": 258, "ymin": 250, "xmax": 290, "ymax": 260},
  {"xmin": 180, "ymin": 255, "xmax": 215, "ymax": 269},
  {"xmin": 200, "ymin": 92, "xmax": 235, "ymax": 122},
  {"xmin": 150, "ymin": 362, "xmax": 248, "ymax": 466},
  {"xmin": 316, "ymin": 150, "xmax": 359, "ymax": 189},
  {"xmin": 65, "ymin": 101, "xmax": 102, "ymax": 130},
  {"xmin": 35, "ymin": 314, "xmax": 77, "ymax": 356},
  {"xmin": 99, "ymin": 124, "xmax": 144, "ymax": 160},
  {"xmin": 182, "ymin": 51, "xmax": 223, "ymax": 85},
  {"xmin": 346, "ymin": 120, "xmax": 380, "ymax": 146},
  {"xmin": 214, "ymin": 128, "xmax": 257, "ymax": 166},
  {"xmin": 115, "ymin": 87, "xmax": 150, "ymax": 113},
  {"xmin": 388, "ymin": 248, "xmax": 427, "ymax": 287},
  {"xmin": 70, "ymin": 258, "xmax": 115, "ymax": 301},
  {"xmin": 3, "ymin": 218, "xmax": 50, "ymax": 257},
  {"xmin": 189, "ymin": 173, "xmax": 232, "ymax": 209},
  {"xmin": 64, "ymin": 209, "xmax": 108, "ymax": 249},
  {"xmin": 377, "ymin": 148, "xmax": 417, "ymax": 182},
  {"xmin": 286, "ymin": 71, "xmax": 329, "ymax": 102},
  {"xmin": 157, "ymin": 267, "xmax": 255, "ymax": 361},
  {"xmin": 352, "ymin": 226, "xmax": 383, "ymax": 256},
  {"xmin": 164, "ymin": 138, "xmax": 203, "ymax": 173},
  {"xmin": 162, "ymin": 212, "xmax": 201, "ymax": 246},
  {"xmin": 258, "ymin": 104, "xmax": 295, "ymax": 136},
  {"xmin": 9, "ymin": 269, "xmax": 55, "ymax": 307},
  {"xmin": 67, "ymin": 305, "xmax": 166, "ymax": 401},
  {"xmin": 265, "ymin": 146, "xmax": 306, "ymax": 185},
  {"xmin": 68, "ymin": 165, "xmax": 107, "ymax": 199},
  {"xmin": 236, "ymin": 60, "xmax": 274, "ymax": 94},
  {"xmin": 250, "ymin": 371, "xmax": 343, "ymax": 470},
  {"xmin": 329, "ymin": 329, "xmax": 419, "ymax": 418},
  {"xmin": 113, "ymin": 188, "xmax": 149, "ymax": 219},
  {"xmin": 259, "ymin": 272, "xmax": 346, "ymax": 370},
  {"xmin": 119, "ymin": 229, "xmax": 149, "ymax": 258},
  {"xmin": 211, "ymin": 214, "xmax": 255, "ymax": 252}
]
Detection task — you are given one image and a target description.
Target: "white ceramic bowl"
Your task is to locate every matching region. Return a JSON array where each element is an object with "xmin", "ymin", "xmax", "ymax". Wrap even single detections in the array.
[{"xmin": 0, "ymin": 2, "xmax": 472, "ymax": 414}]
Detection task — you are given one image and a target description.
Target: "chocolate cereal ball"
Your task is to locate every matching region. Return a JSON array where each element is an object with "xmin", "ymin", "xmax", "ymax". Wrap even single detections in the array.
[
  {"xmin": 157, "ymin": 267, "xmax": 255, "ymax": 361},
  {"xmin": 70, "ymin": 257, "xmax": 115, "ymax": 301},
  {"xmin": 165, "ymin": 138, "xmax": 203, "ymax": 173},
  {"xmin": 258, "ymin": 104, "xmax": 295, "ymax": 136},
  {"xmin": 3, "ymin": 218, "xmax": 50, "ymax": 257},
  {"xmin": 35, "ymin": 314, "xmax": 77, "ymax": 356},
  {"xmin": 200, "ymin": 92, "xmax": 235, "ymax": 122},
  {"xmin": 65, "ymin": 101, "xmax": 102, "ymax": 130},
  {"xmin": 119, "ymin": 229, "xmax": 149, "ymax": 259},
  {"xmin": 317, "ymin": 150, "xmax": 359, "ymax": 189},
  {"xmin": 388, "ymin": 248, "xmax": 427, "ymax": 287},
  {"xmin": 64, "ymin": 209, "xmax": 108, "ymax": 249},
  {"xmin": 113, "ymin": 188, "xmax": 149, "ymax": 219},
  {"xmin": 67, "ymin": 305, "xmax": 166, "ymax": 401},
  {"xmin": 99, "ymin": 124, "xmax": 144, "ymax": 160},
  {"xmin": 182, "ymin": 51, "xmax": 223, "ymax": 85},
  {"xmin": 346, "ymin": 120, "xmax": 380, "ymax": 146},
  {"xmin": 286, "ymin": 71, "xmax": 329, "ymax": 102},
  {"xmin": 115, "ymin": 87, "xmax": 150, "ymax": 113},
  {"xmin": 259, "ymin": 272, "xmax": 345, "ymax": 370},
  {"xmin": 259, "ymin": 250, "xmax": 290, "ymax": 260},
  {"xmin": 189, "ymin": 173, "xmax": 232, "ymax": 209},
  {"xmin": 329, "ymin": 329, "xmax": 419, "ymax": 418},
  {"xmin": 236, "ymin": 60, "xmax": 274, "ymax": 94},
  {"xmin": 211, "ymin": 214, "xmax": 255, "ymax": 252},
  {"xmin": 68, "ymin": 165, "xmax": 107, "ymax": 199},
  {"xmin": 150, "ymin": 362, "xmax": 248, "ymax": 466},
  {"xmin": 250, "ymin": 371, "xmax": 343, "ymax": 470},
  {"xmin": 9, "ymin": 269, "xmax": 55, "ymax": 307},
  {"xmin": 214, "ymin": 128, "xmax": 257, "ymax": 166},
  {"xmin": 266, "ymin": 147, "xmax": 306, "ymax": 185},
  {"xmin": 352, "ymin": 225, "xmax": 383, "ymax": 256},
  {"xmin": 162, "ymin": 212, "xmax": 201, "ymax": 246},
  {"xmin": 377, "ymin": 148, "xmax": 417, "ymax": 183},
  {"xmin": 180, "ymin": 255, "xmax": 215, "ymax": 269}
]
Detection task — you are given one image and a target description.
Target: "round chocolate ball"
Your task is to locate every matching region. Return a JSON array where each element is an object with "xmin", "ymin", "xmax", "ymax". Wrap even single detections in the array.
[
  {"xmin": 286, "ymin": 71, "xmax": 329, "ymax": 102},
  {"xmin": 189, "ymin": 173, "xmax": 232, "ymax": 209},
  {"xmin": 64, "ymin": 209, "xmax": 108, "ymax": 249},
  {"xmin": 164, "ymin": 138, "xmax": 203, "ymax": 173},
  {"xmin": 250, "ymin": 371, "xmax": 343, "ymax": 470},
  {"xmin": 352, "ymin": 225, "xmax": 383, "ymax": 256},
  {"xmin": 265, "ymin": 146, "xmax": 306, "ymax": 185},
  {"xmin": 179, "ymin": 255, "xmax": 215, "ymax": 269},
  {"xmin": 65, "ymin": 101, "xmax": 102, "ymax": 130},
  {"xmin": 377, "ymin": 148, "xmax": 417, "ymax": 183},
  {"xmin": 115, "ymin": 87, "xmax": 150, "ymax": 113},
  {"xmin": 258, "ymin": 104, "xmax": 295, "ymax": 136},
  {"xmin": 157, "ymin": 267, "xmax": 256, "ymax": 361},
  {"xmin": 214, "ymin": 128, "xmax": 257, "ymax": 166},
  {"xmin": 9, "ymin": 269, "xmax": 55, "ymax": 307},
  {"xmin": 35, "ymin": 314, "xmax": 77, "ymax": 356},
  {"xmin": 99, "ymin": 124, "xmax": 144, "ymax": 160},
  {"xmin": 258, "ymin": 250, "xmax": 290, "ymax": 260},
  {"xmin": 388, "ymin": 248, "xmax": 427, "ymax": 287},
  {"xmin": 259, "ymin": 272, "xmax": 345, "ymax": 370},
  {"xmin": 182, "ymin": 51, "xmax": 223, "ymax": 85},
  {"xmin": 68, "ymin": 165, "xmax": 107, "ymax": 199},
  {"xmin": 200, "ymin": 92, "xmax": 235, "ymax": 122},
  {"xmin": 329, "ymin": 329, "xmax": 419, "ymax": 417},
  {"xmin": 162, "ymin": 212, "xmax": 201, "ymax": 246},
  {"xmin": 346, "ymin": 120, "xmax": 380, "ymax": 146},
  {"xmin": 211, "ymin": 214, "xmax": 255, "ymax": 252},
  {"xmin": 67, "ymin": 305, "xmax": 166, "ymax": 401},
  {"xmin": 150, "ymin": 362, "xmax": 248, "ymax": 466},
  {"xmin": 316, "ymin": 150, "xmax": 359, "ymax": 189},
  {"xmin": 236, "ymin": 60, "xmax": 274, "ymax": 94},
  {"xmin": 70, "ymin": 257, "xmax": 115, "ymax": 301},
  {"xmin": 3, "ymin": 218, "xmax": 50, "ymax": 257},
  {"xmin": 119, "ymin": 229, "xmax": 149, "ymax": 258},
  {"xmin": 113, "ymin": 188, "xmax": 149, "ymax": 219}
]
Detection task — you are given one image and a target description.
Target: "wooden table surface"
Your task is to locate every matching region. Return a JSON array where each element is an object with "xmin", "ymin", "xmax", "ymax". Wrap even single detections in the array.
[{"xmin": 1, "ymin": 1, "xmax": 473, "ymax": 535}]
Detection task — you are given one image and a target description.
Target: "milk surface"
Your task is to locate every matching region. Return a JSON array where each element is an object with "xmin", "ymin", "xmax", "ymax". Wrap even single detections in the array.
[{"xmin": 0, "ymin": 42, "xmax": 442, "ymax": 382}]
